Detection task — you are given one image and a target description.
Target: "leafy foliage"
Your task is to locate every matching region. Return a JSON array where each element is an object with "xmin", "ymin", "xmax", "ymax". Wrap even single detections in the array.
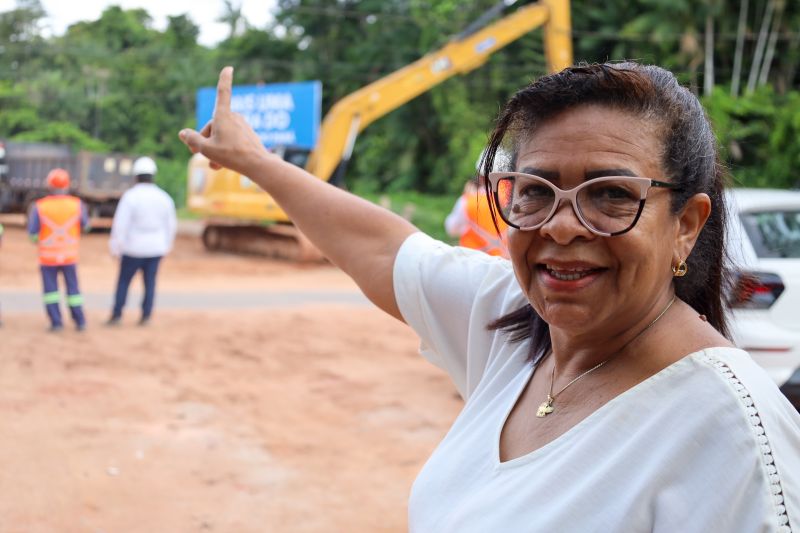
[
  {"xmin": 705, "ymin": 86, "xmax": 800, "ymax": 188},
  {"xmin": 0, "ymin": 0, "xmax": 799, "ymax": 208}
]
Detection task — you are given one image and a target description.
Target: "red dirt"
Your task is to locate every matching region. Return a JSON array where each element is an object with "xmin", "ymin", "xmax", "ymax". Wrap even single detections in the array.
[{"xmin": 0, "ymin": 219, "xmax": 461, "ymax": 532}]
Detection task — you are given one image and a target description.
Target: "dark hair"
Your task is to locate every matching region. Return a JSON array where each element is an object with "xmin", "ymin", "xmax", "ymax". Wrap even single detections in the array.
[{"xmin": 482, "ymin": 62, "xmax": 732, "ymax": 362}]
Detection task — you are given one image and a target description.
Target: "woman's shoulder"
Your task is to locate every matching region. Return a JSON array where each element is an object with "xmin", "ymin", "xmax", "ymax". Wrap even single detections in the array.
[
  {"xmin": 394, "ymin": 231, "xmax": 521, "ymax": 309},
  {"xmin": 673, "ymin": 346, "xmax": 798, "ymax": 419},
  {"xmin": 621, "ymin": 345, "xmax": 799, "ymax": 459},
  {"xmin": 598, "ymin": 347, "xmax": 798, "ymax": 528},
  {"xmin": 392, "ymin": 232, "xmax": 527, "ymax": 400},
  {"xmin": 397, "ymin": 231, "xmax": 513, "ymax": 269},
  {"xmin": 687, "ymin": 347, "xmax": 800, "ymax": 528},
  {"xmin": 688, "ymin": 346, "xmax": 795, "ymax": 411},
  {"xmin": 690, "ymin": 346, "xmax": 800, "ymax": 442}
]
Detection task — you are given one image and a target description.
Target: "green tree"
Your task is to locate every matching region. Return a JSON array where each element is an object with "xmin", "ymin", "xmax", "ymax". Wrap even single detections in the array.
[
  {"xmin": 0, "ymin": 0, "xmax": 47, "ymax": 82},
  {"xmin": 2, "ymin": 0, "xmax": 799, "ymax": 205},
  {"xmin": 217, "ymin": 0, "xmax": 245, "ymax": 40}
]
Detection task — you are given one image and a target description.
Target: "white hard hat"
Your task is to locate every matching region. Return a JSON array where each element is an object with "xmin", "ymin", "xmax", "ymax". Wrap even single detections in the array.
[{"xmin": 132, "ymin": 156, "xmax": 157, "ymax": 177}]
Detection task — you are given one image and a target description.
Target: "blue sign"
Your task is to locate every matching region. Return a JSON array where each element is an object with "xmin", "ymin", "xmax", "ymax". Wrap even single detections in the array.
[{"xmin": 196, "ymin": 81, "xmax": 322, "ymax": 149}]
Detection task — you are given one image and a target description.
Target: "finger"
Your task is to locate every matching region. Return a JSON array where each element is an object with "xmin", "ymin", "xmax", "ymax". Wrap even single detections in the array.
[
  {"xmin": 179, "ymin": 129, "xmax": 206, "ymax": 154},
  {"xmin": 214, "ymin": 66, "xmax": 234, "ymax": 116}
]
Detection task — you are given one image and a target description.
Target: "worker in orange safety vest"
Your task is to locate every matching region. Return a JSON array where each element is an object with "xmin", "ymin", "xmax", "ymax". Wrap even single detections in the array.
[
  {"xmin": 27, "ymin": 168, "xmax": 90, "ymax": 332},
  {"xmin": 444, "ymin": 152, "xmax": 509, "ymax": 258}
]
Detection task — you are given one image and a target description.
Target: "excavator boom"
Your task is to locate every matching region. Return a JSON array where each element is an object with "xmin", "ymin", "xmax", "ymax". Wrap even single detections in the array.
[
  {"xmin": 188, "ymin": 0, "xmax": 572, "ymax": 261},
  {"xmin": 307, "ymin": 0, "xmax": 571, "ymax": 182}
]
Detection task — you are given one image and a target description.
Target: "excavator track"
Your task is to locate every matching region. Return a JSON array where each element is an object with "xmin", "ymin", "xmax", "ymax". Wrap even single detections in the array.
[{"xmin": 201, "ymin": 223, "xmax": 325, "ymax": 262}]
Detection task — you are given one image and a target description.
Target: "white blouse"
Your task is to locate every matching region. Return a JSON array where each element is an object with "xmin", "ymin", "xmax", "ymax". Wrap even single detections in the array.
[{"xmin": 394, "ymin": 232, "xmax": 800, "ymax": 533}]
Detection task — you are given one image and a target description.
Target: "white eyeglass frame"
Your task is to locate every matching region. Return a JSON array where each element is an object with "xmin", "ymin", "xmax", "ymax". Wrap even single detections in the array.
[{"xmin": 487, "ymin": 171, "xmax": 680, "ymax": 237}]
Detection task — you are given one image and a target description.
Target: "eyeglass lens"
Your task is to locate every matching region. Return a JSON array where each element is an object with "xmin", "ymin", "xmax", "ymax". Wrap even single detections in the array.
[{"xmin": 495, "ymin": 175, "xmax": 644, "ymax": 234}]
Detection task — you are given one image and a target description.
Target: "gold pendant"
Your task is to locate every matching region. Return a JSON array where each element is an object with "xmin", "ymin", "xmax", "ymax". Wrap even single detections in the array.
[{"xmin": 536, "ymin": 396, "xmax": 554, "ymax": 417}]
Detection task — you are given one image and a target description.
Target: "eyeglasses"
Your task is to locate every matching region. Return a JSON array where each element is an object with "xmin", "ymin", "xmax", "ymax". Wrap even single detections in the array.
[{"xmin": 487, "ymin": 172, "xmax": 680, "ymax": 237}]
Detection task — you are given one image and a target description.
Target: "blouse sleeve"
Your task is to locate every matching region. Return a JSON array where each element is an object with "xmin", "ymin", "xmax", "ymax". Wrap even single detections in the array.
[{"xmin": 393, "ymin": 232, "xmax": 525, "ymax": 400}]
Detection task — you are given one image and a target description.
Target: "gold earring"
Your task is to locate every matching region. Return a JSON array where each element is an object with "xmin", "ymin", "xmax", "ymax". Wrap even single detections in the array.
[{"xmin": 672, "ymin": 259, "xmax": 688, "ymax": 277}]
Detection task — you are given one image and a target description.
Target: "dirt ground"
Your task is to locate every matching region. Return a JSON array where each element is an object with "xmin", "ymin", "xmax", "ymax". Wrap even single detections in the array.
[{"xmin": 0, "ymin": 217, "xmax": 462, "ymax": 533}]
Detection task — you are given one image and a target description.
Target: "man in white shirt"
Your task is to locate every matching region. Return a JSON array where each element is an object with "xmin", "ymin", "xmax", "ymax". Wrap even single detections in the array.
[{"xmin": 107, "ymin": 156, "xmax": 177, "ymax": 326}]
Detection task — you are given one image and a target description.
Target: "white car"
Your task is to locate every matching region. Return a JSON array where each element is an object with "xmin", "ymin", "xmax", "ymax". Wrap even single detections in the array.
[{"xmin": 726, "ymin": 188, "xmax": 800, "ymax": 409}]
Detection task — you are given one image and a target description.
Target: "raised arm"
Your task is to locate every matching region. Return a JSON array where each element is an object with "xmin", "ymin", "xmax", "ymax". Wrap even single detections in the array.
[{"xmin": 179, "ymin": 67, "xmax": 418, "ymax": 321}]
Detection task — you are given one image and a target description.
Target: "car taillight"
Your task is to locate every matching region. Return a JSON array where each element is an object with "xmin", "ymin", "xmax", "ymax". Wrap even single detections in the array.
[{"xmin": 728, "ymin": 271, "xmax": 785, "ymax": 309}]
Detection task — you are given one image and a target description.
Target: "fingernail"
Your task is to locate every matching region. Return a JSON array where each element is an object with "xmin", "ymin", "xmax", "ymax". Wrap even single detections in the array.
[{"xmin": 179, "ymin": 130, "xmax": 187, "ymax": 139}]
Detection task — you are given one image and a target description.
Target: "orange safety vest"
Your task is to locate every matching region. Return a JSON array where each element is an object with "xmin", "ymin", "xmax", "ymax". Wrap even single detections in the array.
[
  {"xmin": 35, "ymin": 195, "xmax": 82, "ymax": 266},
  {"xmin": 460, "ymin": 191, "xmax": 508, "ymax": 258}
]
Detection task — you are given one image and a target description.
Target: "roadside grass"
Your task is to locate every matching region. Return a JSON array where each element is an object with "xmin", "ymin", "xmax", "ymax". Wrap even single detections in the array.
[
  {"xmin": 355, "ymin": 190, "xmax": 456, "ymax": 244},
  {"xmin": 177, "ymin": 206, "xmax": 201, "ymax": 220},
  {"xmin": 179, "ymin": 188, "xmax": 458, "ymax": 244}
]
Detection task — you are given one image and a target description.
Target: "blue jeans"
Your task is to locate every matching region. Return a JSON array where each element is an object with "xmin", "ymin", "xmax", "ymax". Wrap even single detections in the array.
[
  {"xmin": 41, "ymin": 264, "xmax": 86, "ymax": 328},
  {"xmin": 111, "ymin": 255, "xmax": 162, "ymax": 319}
]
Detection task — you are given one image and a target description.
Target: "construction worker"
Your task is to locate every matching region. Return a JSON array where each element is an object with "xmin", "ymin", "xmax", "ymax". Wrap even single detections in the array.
[
  {"xmin": 27, "ymin": 168, "xmax": 90, "ymax": 332},
  {"xmin": 107, "ymin": 156, "xmax": 176, "ymax": 326},
  {"xmin": 444, "ymin": 153, "xmax": 508, "ymax": 257}
]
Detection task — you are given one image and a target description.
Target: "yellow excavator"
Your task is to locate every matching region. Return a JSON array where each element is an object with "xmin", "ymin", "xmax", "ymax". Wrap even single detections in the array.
[{"xmin": 187, "ymin": 0, "xmax": 572, "ymax": 260}]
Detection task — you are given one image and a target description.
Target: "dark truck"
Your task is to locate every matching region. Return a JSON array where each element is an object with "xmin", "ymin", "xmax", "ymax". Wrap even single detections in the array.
[{"xmin": 0, "ymin": 139, "xmax": 138, "ymax": 221}]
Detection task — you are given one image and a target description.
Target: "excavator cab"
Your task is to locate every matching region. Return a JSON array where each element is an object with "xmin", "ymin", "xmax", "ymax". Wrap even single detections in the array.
[{"xmin": 272, "ymin": 146, "xmax": 311, "ymax": 170}]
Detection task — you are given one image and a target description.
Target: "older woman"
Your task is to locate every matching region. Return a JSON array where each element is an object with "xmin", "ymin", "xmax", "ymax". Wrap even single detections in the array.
[{"xmin": 180, "ymin": 62, "xmax": 800, "ymax": 532}]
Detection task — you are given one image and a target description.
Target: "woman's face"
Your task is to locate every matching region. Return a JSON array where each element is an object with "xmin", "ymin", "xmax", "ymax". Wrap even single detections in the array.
[{"xmin": 508, "ymin": 105, "xmax": 680, "ymax": 336}]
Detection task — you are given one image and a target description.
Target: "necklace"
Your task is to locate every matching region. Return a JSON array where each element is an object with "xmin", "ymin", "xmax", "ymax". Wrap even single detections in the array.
[{"xmin": 536, "ymin": 295, "xmax": 677, "ymax": 418}]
